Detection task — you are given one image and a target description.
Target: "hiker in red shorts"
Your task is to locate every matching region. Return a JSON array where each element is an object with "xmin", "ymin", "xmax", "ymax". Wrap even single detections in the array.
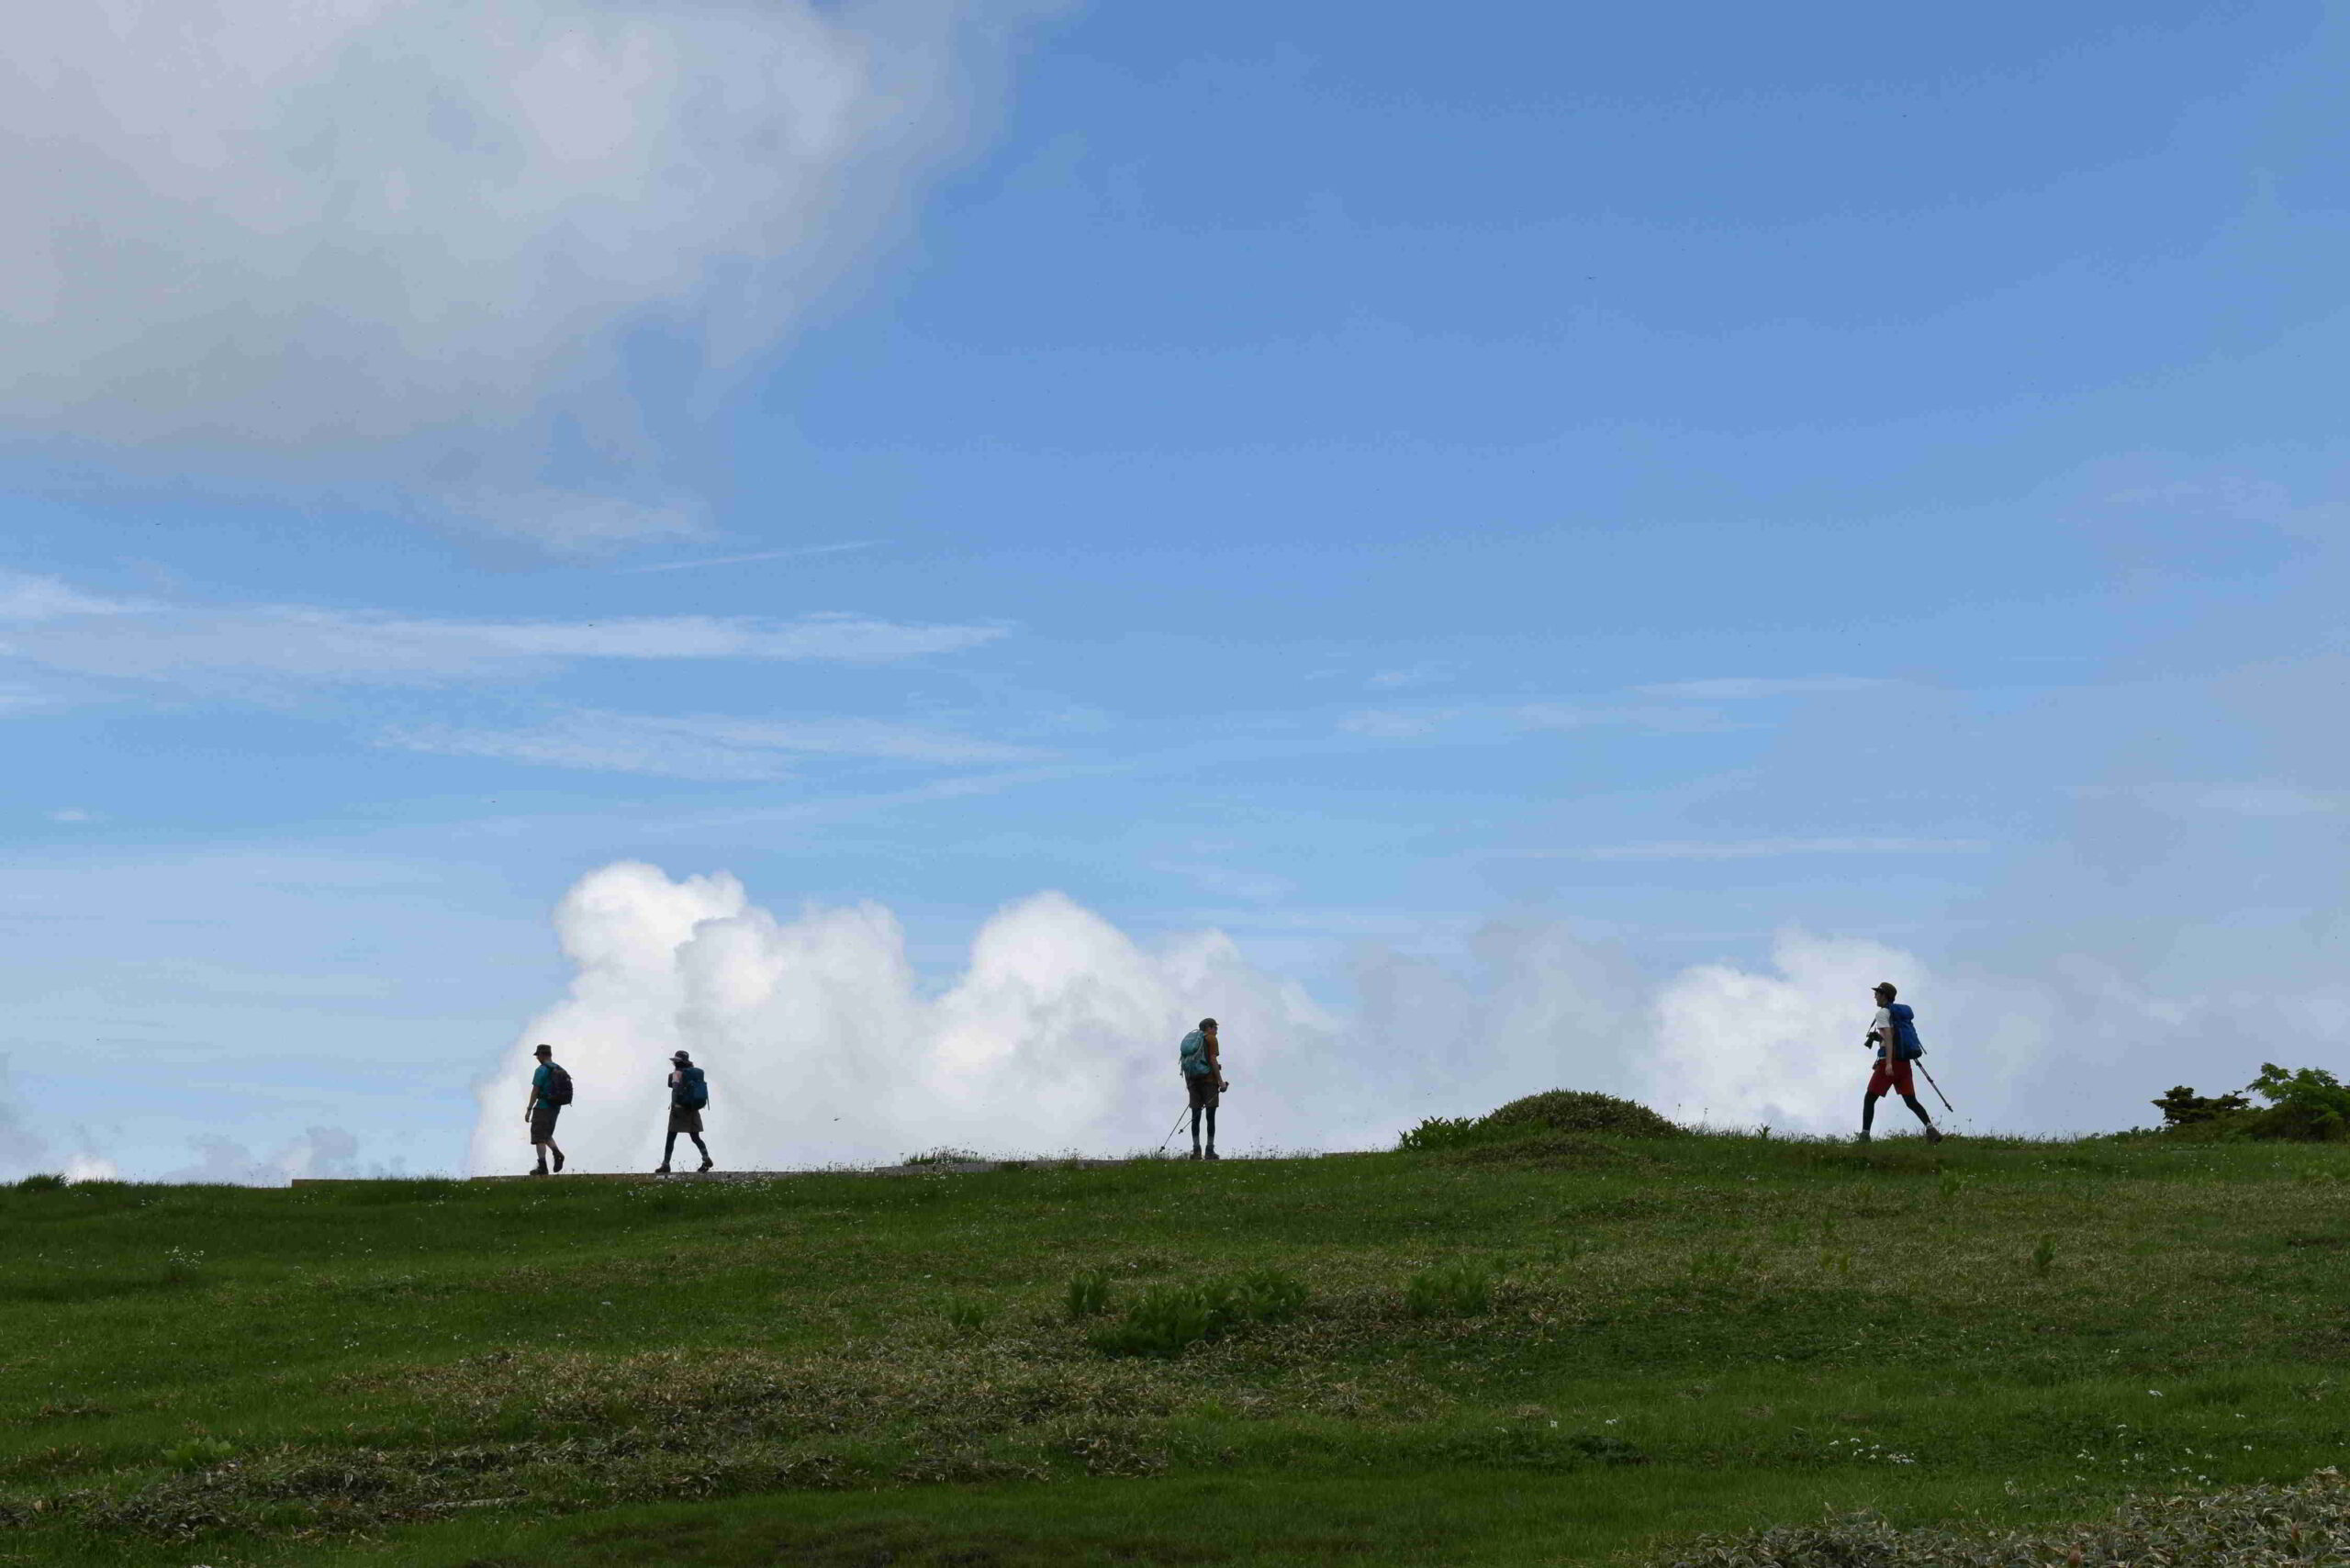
[{"xmin": 1861, "ymin": 981, "xmax": 1942, "ymax": 1144}]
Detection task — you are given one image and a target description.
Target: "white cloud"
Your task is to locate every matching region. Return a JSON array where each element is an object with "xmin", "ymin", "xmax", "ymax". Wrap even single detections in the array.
[
  {"xmin": 467, "ymin": 863, "xmax": 1358, "ymax": 1173},
  {"xmin": 386, "ymin": 709, "xmax": 1045, "ymax": 781},
  {"xmin": 0, "ymin": 571, "xmax": 142, "ymax": 622},
  {"xmin": 1557, "ymin": 837, "xmax": 1988, "ymax": 861},
  {"xmin": 0, "ymin": 0, "xmax": 1044, "ymax": 547},
  {"xmin": 46, "ymin": 808, "xmax": 99, "ymax": 824},
  {"xmin": 1635, "ymin": 676, "xmax": 1890, "ymax": 700},
  {"xmin": 1338, "ymin": 708, "xmax": 1460, "ymax": 739},
  {"xmin": 435, "ymin": 489, "xmax": 711, "ymax": 557},
  {"xmin": 620, "ymin": 542, "xmax": 885, "ymax": 575},
  {"xmin": 0, "ymin": 572, "xmax": 1005, "ymax": 690},
  {"xmin": 1365, "ymin": 662, "xmax": 1460, "ymax": 690}
]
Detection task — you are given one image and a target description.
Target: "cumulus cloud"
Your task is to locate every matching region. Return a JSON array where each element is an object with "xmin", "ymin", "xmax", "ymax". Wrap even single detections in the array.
[
  {"xmin": 386, "ymin": 708, "xmax": 1045, "ymax": 780},
  {"xmin": 471, "ymin": 857, "xmax": 2350, "ymax": 1172},
  {"xmin": 1, "ymin": 0, "xmax": 1044, "ymax": 547},
  {"xmin": 464, "ymin": 866, "xmax": 1965, "ymax": 1175},
  {"xmin": 162, "ymin": 1126, "xmax": 368, "ymax": 1185}
]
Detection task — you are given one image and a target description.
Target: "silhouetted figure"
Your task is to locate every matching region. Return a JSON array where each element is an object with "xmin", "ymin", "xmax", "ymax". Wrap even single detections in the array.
[
  {"xmin": 1179, "ymin": 1018, "xmax": 1225, "ymax": 1160},
  {"xmin": 525, "ymin": 1043, "xmax": 570, "ymax": 1175},
  {"xmin": 1860, "ymin": 982, "xmax": 1942, "ymax": 1144},
  {"xmin": 655, "ymin": 1049, "xmax": 712, "ymax": 1174}
]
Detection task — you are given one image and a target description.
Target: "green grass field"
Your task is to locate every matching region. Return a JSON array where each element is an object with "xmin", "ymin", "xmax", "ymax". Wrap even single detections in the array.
[{"xmin": 6, "ymin": 1131, "xmax": 2350, "ymax": 1566}]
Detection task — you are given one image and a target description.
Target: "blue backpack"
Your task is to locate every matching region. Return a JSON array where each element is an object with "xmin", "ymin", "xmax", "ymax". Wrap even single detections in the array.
[
  {"xmin": 674, "ymin": 1066, "xmax": 709, "ymax": 1110},
  {"xmin": 1178, "ymin": 1031, "xmax": 1211, "ymax": 1077},
  {"xmin": 1886, "ymin": 1003, "xmax": 1925, "ymax": 1060}
]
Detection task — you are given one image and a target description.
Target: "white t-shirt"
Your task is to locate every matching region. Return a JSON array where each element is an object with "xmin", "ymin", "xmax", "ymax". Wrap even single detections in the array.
[{"xmin": 1871, "ymin": 1006, "xmax": 1896, "ymax": 1056}]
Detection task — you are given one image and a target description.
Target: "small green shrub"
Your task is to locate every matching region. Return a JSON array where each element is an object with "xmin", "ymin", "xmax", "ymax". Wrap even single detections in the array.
[
  {"xmin": 161, "ymin": 1437, "xmax": 237, "ymax": 1472},
  {"xmin": 901, "ymin": 1148, "xmax": 985, "ymax": 1167},
  {"xmin": 2029, "ymin": 1235, "xmax": 2055, "ymax": 1278},
  {"xmin": 938, "ymin": 1298, "xmax": 995, "ymax": 1332},
  {"xmin": 1396, "ymin": 1116, "xmax": 1485, "ymax": 1153},
  {"xmin": 1404, "ymin": 1260, "xmax": 1495, "ymax": 1318},
  {"xmin": 15, "ymin": 1173, "xmax": 66, "ymax": 1192},
  {"xmin": 1090, "ymin": 1283, "xmax": 1219, "ymax": 1359},
  {"xmin": 1087, "ymin": 1269, "xmax": 1311, "ymax": 1357},
  {"xmin": 1066, "ymin": 1270, "xmax": 1113, "ymax": 1320}
]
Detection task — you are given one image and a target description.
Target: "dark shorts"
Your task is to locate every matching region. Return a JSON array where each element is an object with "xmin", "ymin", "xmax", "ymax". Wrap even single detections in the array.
[
  {"xmin": 667, "ymin": 1107, "xmax": 704, "ymax": 1135},
  {"xmin": 530, "ymin": 1106, "xmax": 562, "ymax": 1143},
  {"xmin": 1185, "ymin": 1074, "xmax": 1220, "ymax": 1110},
  {"xmin": 1867, "ymin": 1057, "xmax": 1917, "ymax": 1099}
]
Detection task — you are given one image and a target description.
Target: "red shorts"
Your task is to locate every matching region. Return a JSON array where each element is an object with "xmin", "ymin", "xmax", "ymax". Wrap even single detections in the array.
[{"xmin": 1866, "ymin": 1056, "xmax": 1916, "ymax": 1098}]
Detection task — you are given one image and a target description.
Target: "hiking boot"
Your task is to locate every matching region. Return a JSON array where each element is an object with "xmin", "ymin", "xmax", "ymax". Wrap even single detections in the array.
[
  {"xmin": 698, "ymin": 1159, "xmax": 715, "ymax": 1173},
  {"xmin": 1187, "ymin": 1149, "xmax": 1202, "ymax": 1160},
  {"xmin": 529, "ymin": 1168, "xmax": 548, "ymax": 1177},
  {"xmin": 1855, "ymin": 1131, "xmax": 1872, "ymax": 1145},
  {"xmin": 1204, "ymin": 1148, "xmax": 1221, "ymax": 1160},
  {"xmin": 1925, "ymin": 1126, "xmax": 1945, "ymax": 1145},
  {"xmin": 553, "ymin": 1150, "xmax": 565, "ymax": 1172},
  {"xmin": 653, "ymin": 1165, "xmax": 672, "ymax": 1176}
]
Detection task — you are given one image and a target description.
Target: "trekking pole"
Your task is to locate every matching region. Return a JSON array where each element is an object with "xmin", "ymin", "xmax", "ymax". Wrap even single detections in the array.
[
  {"xmin": 1155, "ymin": 1105, "xmax": 1191, "ymax": 1155},
  {"xmin": 1916, "ymin": 1061, "xmax": 1956, "ymax": 1115}
]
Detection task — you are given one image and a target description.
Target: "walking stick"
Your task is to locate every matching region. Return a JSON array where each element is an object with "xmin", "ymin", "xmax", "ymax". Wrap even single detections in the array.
[
  {"xmin": 1155, "ymin": 1104, "xmax": 1192, "ymax": 1155},
  {"xmin": 1916, "ymin": 1060, "xmax": 1955, "ymax": 1115}
]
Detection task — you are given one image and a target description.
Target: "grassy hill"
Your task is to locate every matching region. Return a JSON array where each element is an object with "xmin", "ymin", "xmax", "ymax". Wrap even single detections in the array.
[{"xmin": 6, "ymin": 1129, "xmax": 2350, "ymax": 1566}]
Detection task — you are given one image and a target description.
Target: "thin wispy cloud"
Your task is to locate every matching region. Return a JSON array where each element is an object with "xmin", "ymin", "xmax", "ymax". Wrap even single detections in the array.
[
  {"xmin": 1544, "ymin": 837, "xmax": 1988, "ymax": 861},
  {"xmin": 1635, "ymin": 677, "xmax": 1891, "ymax": 700},
  {"xmin": 1341, "ymin": 701, "xmax": 1740, "ymax": 741},
  {"xmin": 384, "ymin": 710, "xmax": 1046, "ymax": 782},
  {"xmin": 0, "ymin": 571, "xmax": 1006, "ymax": 691},
  {"xmin": 2070, "ymin": 783, "xmax": 2350, "ymax": 818},
  {"xmin": 620, "ymin": 542, "xmax": 885, "ymax": 575}
]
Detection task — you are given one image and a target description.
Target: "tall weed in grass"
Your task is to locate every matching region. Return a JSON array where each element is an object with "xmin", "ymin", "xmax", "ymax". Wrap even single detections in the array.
[
  {"xmin": 1404, "ymin": 1261, "xmax": 1495, "ymax": 1318},
  {"xmin": 1088, "ymin": 1270, "xmax": 1312, "ymax": 1358}
]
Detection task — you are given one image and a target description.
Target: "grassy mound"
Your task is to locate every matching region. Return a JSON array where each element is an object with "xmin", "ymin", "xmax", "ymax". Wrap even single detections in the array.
[
  {"xmin": 1399, "ymin": 1089, "xmax": 1682, "ymax": 1152},
  {"xmin": 1483, "ymin": 1090, "xmax": 1684, "ymax": 1138}
]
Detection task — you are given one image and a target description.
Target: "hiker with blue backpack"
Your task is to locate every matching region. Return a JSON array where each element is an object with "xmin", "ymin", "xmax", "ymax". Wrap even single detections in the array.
[
  {"xmin": 1860, "ymin": 981, "xmax": 1943, "ymax": 1144},
  {"xmin": 525, "ymin": 1042, "xmax": 571, "ymax": 1175},
  {"xmin": 1179, "ymin": 1019, "xmax": 1225, "ymax": 1160},
  {"xmin": 655, "ymin": 1049, "xmax": 714, "ymax": 1174}
]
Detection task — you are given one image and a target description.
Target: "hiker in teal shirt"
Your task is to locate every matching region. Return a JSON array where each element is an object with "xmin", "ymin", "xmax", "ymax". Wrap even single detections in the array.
[
  {"xmin": 524, "ymin": 1043, "xmax": 569, "ymax": 1176},
  {"xmin": 1179, "ymin": 1019, "xmax": 1225, "ymax": 1161}
]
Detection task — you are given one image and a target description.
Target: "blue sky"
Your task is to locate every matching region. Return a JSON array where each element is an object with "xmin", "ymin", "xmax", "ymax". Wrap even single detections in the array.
[{"xmin": 2, "ymin": 0, "xmax": 2344, "ymax": 1176}]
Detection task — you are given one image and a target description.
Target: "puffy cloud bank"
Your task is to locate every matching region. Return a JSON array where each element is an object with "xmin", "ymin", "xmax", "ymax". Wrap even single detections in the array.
[
  {"xmin": 471, "ymin": 858, "xmax": 2350, "ymax": 1175},
  {"xmin": 469, "ymin": 863, "xmax": 2015, "ymax": 1174},
  {"xmin": 1, "ymin": 0, "xmax": 1040, "ymax": 545}
]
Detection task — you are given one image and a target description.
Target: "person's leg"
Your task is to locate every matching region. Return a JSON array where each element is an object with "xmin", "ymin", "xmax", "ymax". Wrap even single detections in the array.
[
  {"xmin": 1188, "ymin": 1103, "xmax": 1203, "ymax": 1157},
  {"xmin": 1203, "ymin": 1104, "xmax": 1218, "ymax": 1158},
  {"xmin": 549, "ymin": 1138, "xmax": 565, "ymax": 1172},
  {"xmin": 1899, "ymin": 1093, "xmax": 1942, "ymax": 1140},
  {"xmin": 657, "ymin": 1128, "xmax": 678, "ymax": 1172},
  {"xmin": 1861, "ymin": 1092, "xmax": 1881, "ymax": 1137},
  {"xmin": 532, "ymin": 1137, "xmax": 550, "ymax": 1174},
  {"xmin": 689, "ymin": 1131, "xmax": 712, "ymax": 1170}
]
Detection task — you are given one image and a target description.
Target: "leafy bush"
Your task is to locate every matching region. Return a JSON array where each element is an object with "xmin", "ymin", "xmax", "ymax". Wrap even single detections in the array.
[
  {"xmin": 1395, "ymin": 1115, "xmax": 1485, "ymax": 1153},
  {"xmin": 1397, "ymin": 1092, "xmax": 1680, "ymax": 1153},
  {"xmin": 900, "ymin": 1148, "xmax": 985, "ymax": 1167},
  {"xmin": 1404, "ymin": 1260, "xmax": 1495, "ymax": 1318},
  {"xmin": 2156, "ymin": 1064, "xmax": 2350, "ymax": 1142},
  {"xmin": 14, "ymin": 1173, "xmax": 66, "ymax": 1192}
]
